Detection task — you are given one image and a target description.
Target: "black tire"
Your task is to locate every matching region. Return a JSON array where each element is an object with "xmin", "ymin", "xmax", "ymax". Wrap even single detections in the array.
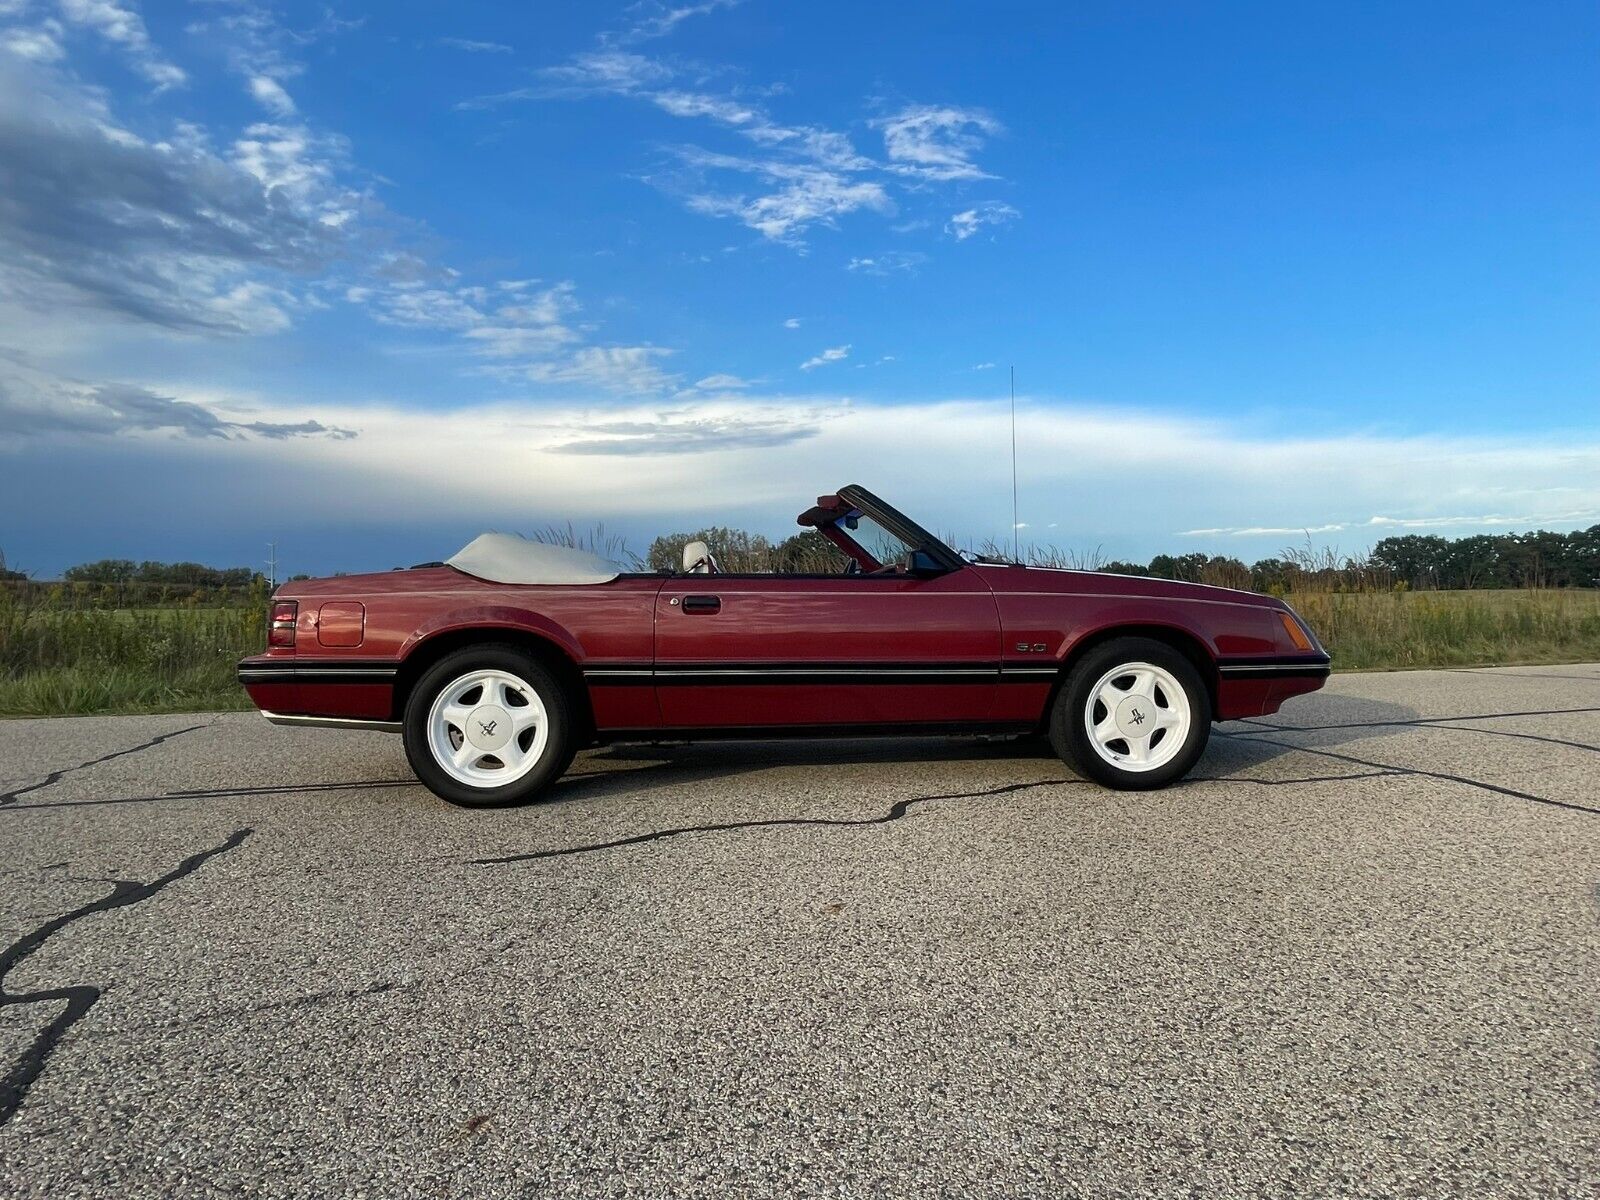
[
  {"xmin": 1048, "ymin": 637, "xmax": 1211, "ymax": 790},
  {"xmin": 402, "ymin": 644, "xmax": 576, "ymax": 807}
]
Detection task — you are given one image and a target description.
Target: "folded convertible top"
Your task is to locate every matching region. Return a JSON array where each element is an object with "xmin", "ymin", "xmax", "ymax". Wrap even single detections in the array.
[{"xmin": 446, "ymin": 533, "xmax": 624, "ymax": 585}]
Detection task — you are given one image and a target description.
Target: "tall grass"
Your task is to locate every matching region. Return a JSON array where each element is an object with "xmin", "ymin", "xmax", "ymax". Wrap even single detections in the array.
[
  {"xmin": 1286, "ymin": 589, "xmax": 1600, "ymax": 671},
  {"xmin": 0, "ymin": 586, "xmax": 265, "ymax": 716}
]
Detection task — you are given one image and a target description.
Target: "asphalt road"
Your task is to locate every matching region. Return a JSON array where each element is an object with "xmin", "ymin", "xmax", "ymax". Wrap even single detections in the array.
[{"xmin": 1, "ymin": 665, "xmax": 1597, "ymax": 1199}]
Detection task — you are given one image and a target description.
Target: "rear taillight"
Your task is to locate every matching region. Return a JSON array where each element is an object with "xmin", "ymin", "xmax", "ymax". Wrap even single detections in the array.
[{"xmin": 268, "ymin": 600, "xmax": 298, "ymax": 649}]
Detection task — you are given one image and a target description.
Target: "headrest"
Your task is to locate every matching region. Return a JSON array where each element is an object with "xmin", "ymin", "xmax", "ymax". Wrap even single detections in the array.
[{"xmin": 682, "ymin": 540, "xmax": 713, "ymax": 573}]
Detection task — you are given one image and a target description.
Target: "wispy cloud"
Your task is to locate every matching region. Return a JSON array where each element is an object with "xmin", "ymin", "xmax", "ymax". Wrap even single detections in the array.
[
  {"xmin": 0, "ymin": 58, "xmax": 351, "ymax": 335},
  {"xmin": 694, "ymin": 373, "xmax": 751, "ymax": 389},
  {"xmin": 1, "ymin": 21, "xmax": 64, "ymax": 61},
  {"xmin": 676, "ymin": 153, "xmax": 894, "ymax": 243},
  {"xmin": 783, "ymin": 317, "xmax": 802, "ymax": 329},
  {"xmin": 874, "ymin": 105, "xmax": 1002, "ymax": 181},
  {"xmin": 611, "ymin": 0, "xmax": 743, "ymax": 45},
  {"xmin": 0, "ymin": 363, "xmax": 352, "ymax": 441},
  {"xmin": 800, "ymin": 344, "xmax": 850, "ymax": 370},
  {"xmin": 248, "ymin": 73, "xmax": 295, "ymax": 116},
  {"xmin": 460, "ymin": 21, "xmax": 1010, "ymax": 248},
  {"xmin": 947, "ymin": 201, "xmax": 1020, "ymax": 240},
  {"xmin": 1185, "ymin": 512, "xmax": 1600, "ymax": 537},
  {"xmin": 846, "ymin": 251, "xmax": 927, "ymax": 275},
  {"xmin": 57, "ymin": 0, "xmax": 184, "ymax": 89},
  {"xmin": 438, "ymin": 37, "xmax": 513, "ymax": 54}
]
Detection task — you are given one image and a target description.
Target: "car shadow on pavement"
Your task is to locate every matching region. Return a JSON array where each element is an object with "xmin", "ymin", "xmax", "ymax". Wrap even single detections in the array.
[{"xmin": 557, "ymin": 691, "xmax": 1430, "ymax": 803}]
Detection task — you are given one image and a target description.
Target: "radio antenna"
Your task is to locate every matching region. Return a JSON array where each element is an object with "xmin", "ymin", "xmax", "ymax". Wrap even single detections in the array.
[{"xmin": 1009, "ymin": 365, "xmax": 1019, "ymax": 563}]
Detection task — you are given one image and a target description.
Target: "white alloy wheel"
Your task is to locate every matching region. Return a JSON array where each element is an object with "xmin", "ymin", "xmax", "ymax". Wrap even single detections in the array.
[
  {"xmin": 425, "ymin": 668, "xmax": 549, "ymax": 788},
  {"xmin": 1081, "ymin": 660, "xmax": 1192, "ymax": 773}
]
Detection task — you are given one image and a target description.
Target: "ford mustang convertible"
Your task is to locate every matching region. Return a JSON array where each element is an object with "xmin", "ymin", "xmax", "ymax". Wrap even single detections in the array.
[{"xmin": 238, "ymin": 485, "xmax": 1329, "ymax": 806}]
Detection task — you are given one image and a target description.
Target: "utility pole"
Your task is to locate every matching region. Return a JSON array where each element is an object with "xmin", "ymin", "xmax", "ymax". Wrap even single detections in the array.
[{"xmin": 266, "ymin": 541, "xmax": 278, "ymax": 590}]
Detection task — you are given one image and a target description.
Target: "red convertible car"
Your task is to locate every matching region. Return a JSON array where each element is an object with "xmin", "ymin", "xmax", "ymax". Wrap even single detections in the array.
[{"xmin": 239, "ymin": 485, "xmax": 1329, "ymax": 806}]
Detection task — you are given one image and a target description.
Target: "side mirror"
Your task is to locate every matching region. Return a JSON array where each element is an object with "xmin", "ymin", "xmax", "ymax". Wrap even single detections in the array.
[{"xmin": 907, "ymin": 548, "xmax": 946, "ymax": 577}]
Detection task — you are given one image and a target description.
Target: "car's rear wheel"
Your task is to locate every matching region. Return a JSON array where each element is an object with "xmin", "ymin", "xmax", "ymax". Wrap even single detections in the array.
[
  {"xmin": 403, "ymin": 645, "xmax": 575, "ymax": 807},
  {"xmin": 1049, "ymin": 637, "xmax": 1211, "ymax": 790}
]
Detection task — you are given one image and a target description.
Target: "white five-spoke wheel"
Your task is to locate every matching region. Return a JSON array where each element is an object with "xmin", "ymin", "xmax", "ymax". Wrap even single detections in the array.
[
  {"xmin": 1082, "ymin": 661, "xmax": 1190, "ymax": 773},
  {"xmin": 426, "ymin": 668, "xmax": 550, "ymax": 787},
  {"xmin": 1050, "ymin": 637, "xmax": 1211, "ymax": 790},
  {"xmin": 403, "ymin": 645, "xmax": 575, "ymax": 807}
]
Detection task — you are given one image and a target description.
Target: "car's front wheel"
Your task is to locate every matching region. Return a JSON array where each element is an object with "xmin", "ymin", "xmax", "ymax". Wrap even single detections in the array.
[
  {"xmin": 1049, "ymin": 637, "xmax": 1211, "ymax": 789},
  {"xmin": 402, "ymin": 645, "xmax": 575, "ymax": 807}
]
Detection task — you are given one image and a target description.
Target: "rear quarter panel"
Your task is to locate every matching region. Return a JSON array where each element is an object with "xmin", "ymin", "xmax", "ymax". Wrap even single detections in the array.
[{"xmin": 243, "ymin": 569, "xmax": 663, "ymax": 726}]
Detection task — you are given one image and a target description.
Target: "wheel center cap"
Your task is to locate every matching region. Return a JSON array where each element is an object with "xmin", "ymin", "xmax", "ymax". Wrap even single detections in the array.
[
  {"xmin": 1113, "ymin": 695, "xmax": 1155, "ymax": 739},
  {"xmin": 466, "ymin": 704, "xmax": 511, "ymax": 751}
]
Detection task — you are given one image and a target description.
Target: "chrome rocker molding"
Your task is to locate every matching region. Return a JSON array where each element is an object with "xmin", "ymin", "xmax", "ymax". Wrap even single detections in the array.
[{"xmin": 260, "ymin": 711, "xmax": 404, "ymax": 732}]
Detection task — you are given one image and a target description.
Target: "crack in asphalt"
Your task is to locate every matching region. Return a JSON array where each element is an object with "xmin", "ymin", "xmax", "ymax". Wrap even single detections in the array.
[
  {"xmin": 1234, "ymin": 715, "xmax": 1600, "ymax": 755},
  {"xmin": 472, "ymin": 778, "xmax": 1077, "ymax": 865},
  {"xmin": 0, "ymin": 828, "xmax": 253, "ymax": 1127},
  {"xmin": 1449, "ymin": 668, "xmax": 1600, "ymax": 682},
  {"xmin": 1216, "ymin": 732, "xmax": 1600, "ymax": 816},
  {"xmin": 0, "ymin": 724, "xmax": 210, "ymax": 809},
  {"xmin": 470, "ymin": 769, "xmax": 1420, "ymax": 866},
  {"xmin": 1234, "ymin": 706, "xmax": 1600, "ymax": 734},
  {"xmin": 0, "ymin": 777, "xmax": 421, "ymax": 812}
]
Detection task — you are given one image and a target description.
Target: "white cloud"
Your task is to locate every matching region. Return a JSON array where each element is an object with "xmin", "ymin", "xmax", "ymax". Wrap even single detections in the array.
[
  {"xmin": 972, "ymin": 362, "xmax": 995, "ymax": 370},
  {"xmin": 57, "ymin": 0, "xmax": 184, "ymax": 88},
  {"xmin": 0, "ymin": 59, "xmax": 351, "ymax": 335},
  {"xmin": 783, "ymin": 317, "xmax": 801, "ymax": 329},
  {"xmin": 651, "ymin": 90, "xmax": 761, "ymax": 125},
  {"xmin": 1, "ymin": 21, "xmax": 65, "ymax": 61},
  {"xmin": 248, "ymin": 73, "xmax": 295, "ymax": 117},
  {"xmin": 522, "ymin": 345, "xmax": 678, "ymax": 394},
  {"xmin": 541, "ymin": 50, "xmax": 673, "ymax": 94},
  {"xmin": 615, "ymin": 0, "xmax": 741, "ymax": 44},
  {"xmin": 438, "ymin": 37, "xmax": 513, "ymax": 54},
  {"xmin": 800, "ymin": 344, "xmax": 849, "ymax": 370},
  {"xmin": 684, "ymin": 166, "xmax": 893, "ymax": 243},
  {"xmin": 694, "ymin": 373, "xmax": 750, "ymax": 389},
  {"xmin": 875, "ymin": 104, "xmax": 1002, "ymax": 181},
  {"xmin": 13, "ymin": 394, "xmax": 1595, "ymax": 569},
  {"xmin": 947, "ymin": 201, "xmax": 1020, "ymax": 240},
  {"xmin": 846, "ymin": 251, "xmax": 926, "ymax": 275},
  {"xmin": 466, "ymin": 35, "xmax": 1006, "ymax": 248}
]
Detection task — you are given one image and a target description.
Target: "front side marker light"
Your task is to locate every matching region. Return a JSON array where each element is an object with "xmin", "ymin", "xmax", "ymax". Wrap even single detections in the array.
[{"xmin": 1278, "ymin": 610, "xmax": 1314, "ymax": 652}]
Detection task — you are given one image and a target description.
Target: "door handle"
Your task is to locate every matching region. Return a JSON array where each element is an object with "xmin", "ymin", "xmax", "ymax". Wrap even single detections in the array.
[{"xmin": 681, "ymin": 595, "xmax": 721, "ymax": 614}]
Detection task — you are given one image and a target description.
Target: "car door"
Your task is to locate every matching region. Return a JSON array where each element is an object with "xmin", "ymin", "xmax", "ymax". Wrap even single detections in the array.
[{"xmin": 653, "ymin": 568, "xmax": 1002, "ymax": 730}]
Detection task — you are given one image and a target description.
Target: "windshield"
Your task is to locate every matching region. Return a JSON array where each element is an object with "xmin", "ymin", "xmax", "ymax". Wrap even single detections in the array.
[{"xmin": 832, "ymin": 509, "xmax": 916, "ymax": 570}]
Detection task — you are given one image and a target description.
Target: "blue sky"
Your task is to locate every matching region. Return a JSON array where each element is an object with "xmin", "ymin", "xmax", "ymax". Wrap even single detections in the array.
[{"xmin": 1, "ymin": 1, "xmax": 1596, "ymax": 577}]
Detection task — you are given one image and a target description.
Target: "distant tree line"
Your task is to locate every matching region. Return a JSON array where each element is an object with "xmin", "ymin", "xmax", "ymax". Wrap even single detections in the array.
[
  {"xmin": 9, "ymin": 523, "xmax": 1599, "ymax": 599},
  {"xmin": 61, "ymin": 560, "xmax": 266, "ymax": 589},
  {"xmin": 0, "ymin": 556, "xmax": 269, "ymax": 610},
  {"xmin": 1098, "ymin": 527, "xmax": 1600, "ymax": 592}
]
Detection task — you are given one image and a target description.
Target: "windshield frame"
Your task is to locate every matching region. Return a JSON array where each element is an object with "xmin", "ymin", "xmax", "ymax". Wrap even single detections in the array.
[{"xmin": 798, "ymin": 485, "xmax": 966, "ymax": 575}]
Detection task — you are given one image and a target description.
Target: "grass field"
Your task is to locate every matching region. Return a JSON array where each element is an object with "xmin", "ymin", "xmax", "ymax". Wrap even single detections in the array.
[
  {"xmin": 1, "ymin": 587, "xmax": 1597, "ymax": 717},
  {"xmin": 0, "ymin": 603, "xmax": 262, "ymax": 717}
]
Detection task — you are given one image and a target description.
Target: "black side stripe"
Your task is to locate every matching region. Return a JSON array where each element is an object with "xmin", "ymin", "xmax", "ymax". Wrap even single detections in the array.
[
  {"xmin": 585, "ymin": 662, "xmax": 1059, "ymax": 686},
  {"xmin": 237, "ymin": 659, "xmax": 399, "ymax": 686}
]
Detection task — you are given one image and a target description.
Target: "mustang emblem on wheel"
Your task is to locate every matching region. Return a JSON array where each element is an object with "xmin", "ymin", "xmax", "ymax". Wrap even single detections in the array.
[
  {"xmin": 1128, "ymin": 708, "xmax": 1145, "ymax": 726},
  {"xmin": 478, "ymin": 719, "xmax": 498, "ymax": 736}
]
